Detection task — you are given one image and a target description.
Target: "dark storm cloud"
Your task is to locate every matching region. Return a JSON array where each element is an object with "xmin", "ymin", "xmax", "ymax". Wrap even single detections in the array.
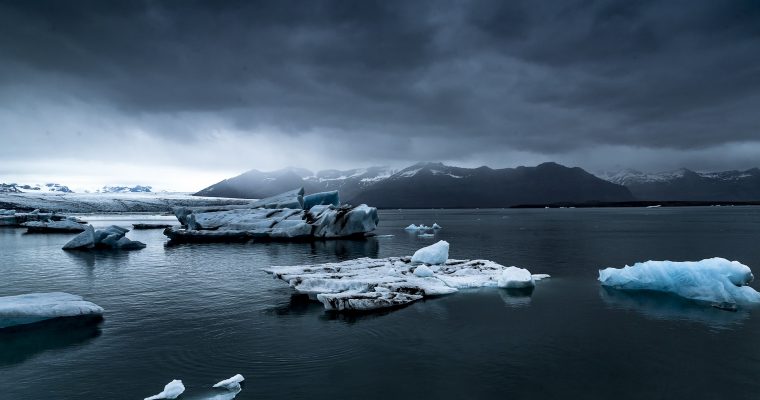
[{"xmin": 1, "ymin": 0, "xmax": 759, "ymax": 169}]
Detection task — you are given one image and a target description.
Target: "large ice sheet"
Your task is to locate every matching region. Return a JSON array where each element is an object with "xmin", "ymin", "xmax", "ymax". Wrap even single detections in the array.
[
  {"xmin": 166, "ymin": 203, "xmax": 378, "ymax": 242},
  {"xmin": 264, "ymin": 246, "xmax": 548, "ymax": 312},
  {"xmin": 598, "ymin": 257, "xmax": 760, "ymax": 307},
  {"xmin": 0, "ymin": 292, "xmax": 104, "ymax": 329}
]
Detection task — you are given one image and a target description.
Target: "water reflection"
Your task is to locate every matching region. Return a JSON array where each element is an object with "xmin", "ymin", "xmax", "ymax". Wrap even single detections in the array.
[
  {"xmin": 599, "ymin": 287, "xmax": 748, "ymax": 329},
  {"xmin": 498, "ymin": 287, "xmax": 534, "ymax": 308},
  {"xmin": 64, "ymin": 249, "xmax": 132, "ymax": 269},
  {"xmin": 0, "ymin": 316, "xmax": 103, "ymax": 367}
]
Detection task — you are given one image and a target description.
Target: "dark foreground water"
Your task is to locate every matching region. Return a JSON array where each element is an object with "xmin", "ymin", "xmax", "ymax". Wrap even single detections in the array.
[{"xmin": 2, "ymin": 208, "xmax": 760, "ymax": 399}]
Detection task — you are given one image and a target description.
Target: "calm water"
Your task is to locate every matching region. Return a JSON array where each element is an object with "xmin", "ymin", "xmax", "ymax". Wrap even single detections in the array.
[{"xmin": 2, "ymin": 208, "xmax": 760, "ymax": 399}]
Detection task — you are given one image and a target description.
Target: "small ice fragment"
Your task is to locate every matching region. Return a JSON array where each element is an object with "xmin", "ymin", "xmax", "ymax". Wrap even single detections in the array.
[
  {"xmin": 411, "ymin": 240, "xmax": 449, "ymax": 265},
  {"xmin": 213, "ymin": 374, "xmax": 245, "ymax": 391},
  {"xmin": 144, "ymin": 379, "xmax": 185, "ymax": 400}
]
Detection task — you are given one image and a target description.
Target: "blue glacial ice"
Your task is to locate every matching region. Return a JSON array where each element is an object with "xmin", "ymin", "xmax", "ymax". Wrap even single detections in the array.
[
  {"xmin": 598, "ymin": 257, "xmax": 760, "ymax": 307},
  {"xmin": 0, "ymin": 292, "xmax": 103, "ymax": 329}
]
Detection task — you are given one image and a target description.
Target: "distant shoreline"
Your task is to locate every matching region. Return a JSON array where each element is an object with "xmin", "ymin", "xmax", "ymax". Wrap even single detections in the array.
[{"xmin": 510, "ymin": 200, "xmax": 760, "ymax": 208}]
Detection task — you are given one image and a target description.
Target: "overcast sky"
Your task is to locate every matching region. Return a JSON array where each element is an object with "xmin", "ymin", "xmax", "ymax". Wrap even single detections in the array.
[{"xmin": 1, "ymin": 0, "xmax": 759, "ymax": 191}]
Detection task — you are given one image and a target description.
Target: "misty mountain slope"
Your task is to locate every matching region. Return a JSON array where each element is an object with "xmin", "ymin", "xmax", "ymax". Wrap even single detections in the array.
[
  {"xmin": 349, "ymin": 162, "xmax": 634, "ymax": 208},
  {"xmin": 597, "ymin": 168, "xmax": 760, "ymax": 201}
]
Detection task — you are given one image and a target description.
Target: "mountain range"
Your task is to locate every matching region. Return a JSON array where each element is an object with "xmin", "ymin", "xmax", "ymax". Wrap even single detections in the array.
[
  {"xmin": 596, "ymin": 168, "xmax": 760, "ymax": 201},
  {"xmin": 195, "ymin": 162, "xmax": 635, "ymax": 207}
]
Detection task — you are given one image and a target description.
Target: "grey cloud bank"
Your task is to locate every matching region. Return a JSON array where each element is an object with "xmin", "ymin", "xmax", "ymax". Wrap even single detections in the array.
[{"xmin": 1, "ymin": 0, "xmax": 759, "ymax": 190}]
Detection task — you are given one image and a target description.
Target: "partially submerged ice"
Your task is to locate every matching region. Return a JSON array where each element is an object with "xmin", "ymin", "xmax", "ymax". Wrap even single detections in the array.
[
  {"xmin": 22, "ymin": 217, "xmax": 86, "ymax": 233},
  {"xmin": 598, "ymin": 257, "xmax": 760, "ymax": 308},
  {"xmin": 0, "ymin": 209, "xmax": 74, "ymax": 227},
  {"xmin": 264, "ymin": 241, "xmax": 549, "ymax": 312},
  {"xmin": 145, "ymin": 380, "xmax": 185, "ymax": 400},
  {"xmin": 0, "ymin": 292, "xmax": 104, "ymax": 329},
  {"xmin": 213, "ymin": 374, "xmax": 245, "ymax": 391},
  {"xmin": 63, "ymin": 225, "xmax": 147, "ymax": 250},
  {"xmin": 165, "ymin": 188, "xmax": 378, "ymax": 242}
]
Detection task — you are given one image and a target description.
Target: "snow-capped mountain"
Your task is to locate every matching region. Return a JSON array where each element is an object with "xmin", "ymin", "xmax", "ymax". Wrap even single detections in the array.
[
  {"xmin": 98, "ymin": 185, "xmax": 152, "ymax": 193},
  {"xmin": 0, "ymin": 182, "xmax": 73, "ymax": 193},
  {"xmin": 596, "ymin": 168, "xmax": 760, "ymax": 201},
  {"xmin": 196, "ymin": 162, "xmax": 634, "ymax": 207},
  {"xmin": 194, "ymin": 166, "xmax": 396, "ymax": 200}
]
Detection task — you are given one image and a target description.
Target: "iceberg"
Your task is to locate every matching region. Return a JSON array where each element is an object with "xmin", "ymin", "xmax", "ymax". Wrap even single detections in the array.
[
  {"xmin": 598, "ymin": 257, "xmax": 760, "ymax": 307},
  {"xmin": 63, "ymin": 225, "xmax": 146, "ymax": 250},
  {"xmin": 0, "ymin": 292, "xmax": 104, "ymax": 329},
  {"xmin": 213, "ymin": 374, "xmax": 245, "ymax": 391},
  {"xmin": 145, "ymin": 380, "xmax": 185, "ymax": 400},
  {"xmin": 22, "ymin": 218, "xmax": 86, "ymax": 233},
  {"xmin": 165, "ymin": 189, "xmax": 379, "ymax": 243},
  {"xmin": 411, "ymin": 240, "xmax": 449, "ymax": 265},
  {"xmin": 264, "ymin": 243, "xmax": 548, "ymax": 312}
]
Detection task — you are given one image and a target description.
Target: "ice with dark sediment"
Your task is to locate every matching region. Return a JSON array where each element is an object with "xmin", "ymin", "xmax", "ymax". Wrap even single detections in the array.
[
  {"xmin": 264, "ymin": 241, "xmax": 549, "ymax": 312},
  {"xmin": 0, "ymin": 292, "xmax": 103, "ymax": 329},
  {"xmin": 63, "ymin": 225, "xmax": 146, "ymax": 250},
  {"xmin": 165, "ymin": 188, "xmax": 379, "ymax": 242}
]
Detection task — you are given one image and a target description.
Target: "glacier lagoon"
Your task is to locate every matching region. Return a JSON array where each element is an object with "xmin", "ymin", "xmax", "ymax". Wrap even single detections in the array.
[{"xmin": 2, "ymin": 208, "xmax": 760, "ymax": 399}]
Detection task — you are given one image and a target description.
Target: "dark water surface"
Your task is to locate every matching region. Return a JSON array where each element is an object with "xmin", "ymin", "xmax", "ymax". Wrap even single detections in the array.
[{"xmin": 2, "ymin": 208, "xmax": 760, "ymax": 399}]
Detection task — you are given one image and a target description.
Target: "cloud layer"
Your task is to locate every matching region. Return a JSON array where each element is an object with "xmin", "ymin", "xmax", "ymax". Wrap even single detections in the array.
[{"xmin": 1, "ymin": 0, "xmax": 759, "ymax": 190}]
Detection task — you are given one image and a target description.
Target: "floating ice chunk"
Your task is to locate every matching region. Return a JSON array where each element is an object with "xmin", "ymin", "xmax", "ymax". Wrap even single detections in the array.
[
  {"xmin": 265, "ymin": 245, "xmax": 547, "ymax": 312},
  {"xmin": 598, "ymin": 257, "xmax": 760, "ymax": 306},
  {"xmin": 432, "ymin": 223, "xmax": 442, "ymax": 229},
  {"xmin": 0, "ymin": 292, "xmax": 103, "ymax": 329},
  {"xmin": 303, "ymin": 190, "xmax": 340, "ymax": 209},
  {"xmin": 62, "ymin": 225, "xmax": 96, "ymax": 249},
  {"xmin": 213, "ymin": 374, "xmax": 245, "ymax": 391},
  {"xmin": 145, "ymin": 380, "xmax": 185, "ymax": 400},
  {"xmin": 497, "ymin": 267, "xmax": 535, "ymax": 288},
  {"xmin": 413, "ymin": 265, "xmax": 435, "ymax": 277},
  {"xmin": 532, "ymin": 274, "xmax": 551, "ymax": 281},
  {"xmin": 23, "ymin": 219, "xmax": 86, "ymax": 233},
  {"xmin": 411, "ymin": 240, "xmax": 449, "ymax": 265},
  {"xmin": 418, "ymin": 233, "xmax": 435, "ymax": 238},
  {"xmin": 63, "ymin": 225, "xmax": 146, "ymax": 250}
]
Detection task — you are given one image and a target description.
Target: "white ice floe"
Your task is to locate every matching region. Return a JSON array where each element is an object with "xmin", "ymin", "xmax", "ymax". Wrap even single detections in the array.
[
  {"xmin": 145, "ymin": 380, "xmax": 185, "ymax": 400},
  {"xmin": 212, "ymin": 374, "xmax": 245, "ymax": 391},
  {"xmin": 264, "ymin": 243, "xmax": 548, "ymax": 312},
  {"xmin": 166, "ymin": 189, "xmax": 379, "ymax": 242},
  {"xmin": 63, "ymin": 225, "xmax": 146, "ymax": 250},
  {"xmin": 598, "ymin": 257, "xmax": 760, "ymax": 307},
  {"xmin": 411, "ymin": 240, "xmax": 449, "ymax": 265},
  {"xmin": 404, "ymin": 223, "xmax": 442, "ymax": 231},
  {"xmin": 0, "ymin": 292, "xmax": 103, "ymax": 329}
]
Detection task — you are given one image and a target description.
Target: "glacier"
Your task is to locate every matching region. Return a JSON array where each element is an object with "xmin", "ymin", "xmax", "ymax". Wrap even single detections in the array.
[
  {"xmin": 144, "ymin": 380, "xmax": 185, "ymax": 400},
  {"xmin": 165, "ymin": 188, "xmax": 379, "ymax": 243},
  {"xmin": 598, "ymin": 257, "xmax": 760, "ymax": 308},
  {"xmin": 264, "ymin": 243, "xmax": 549, "ymax": 312},
  {"xmin": 0, "ymin": 292, "xmax": 104, "ymax": 329},
  {"xmin": 63, "ymin": 225, "xmax": 147, "ymax": 250}
]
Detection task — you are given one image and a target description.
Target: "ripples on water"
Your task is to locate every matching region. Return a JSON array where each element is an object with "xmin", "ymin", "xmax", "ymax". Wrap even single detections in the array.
[{"xmin": 1, "ymin": 208, "xmax": 760, "ymax": 399}]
